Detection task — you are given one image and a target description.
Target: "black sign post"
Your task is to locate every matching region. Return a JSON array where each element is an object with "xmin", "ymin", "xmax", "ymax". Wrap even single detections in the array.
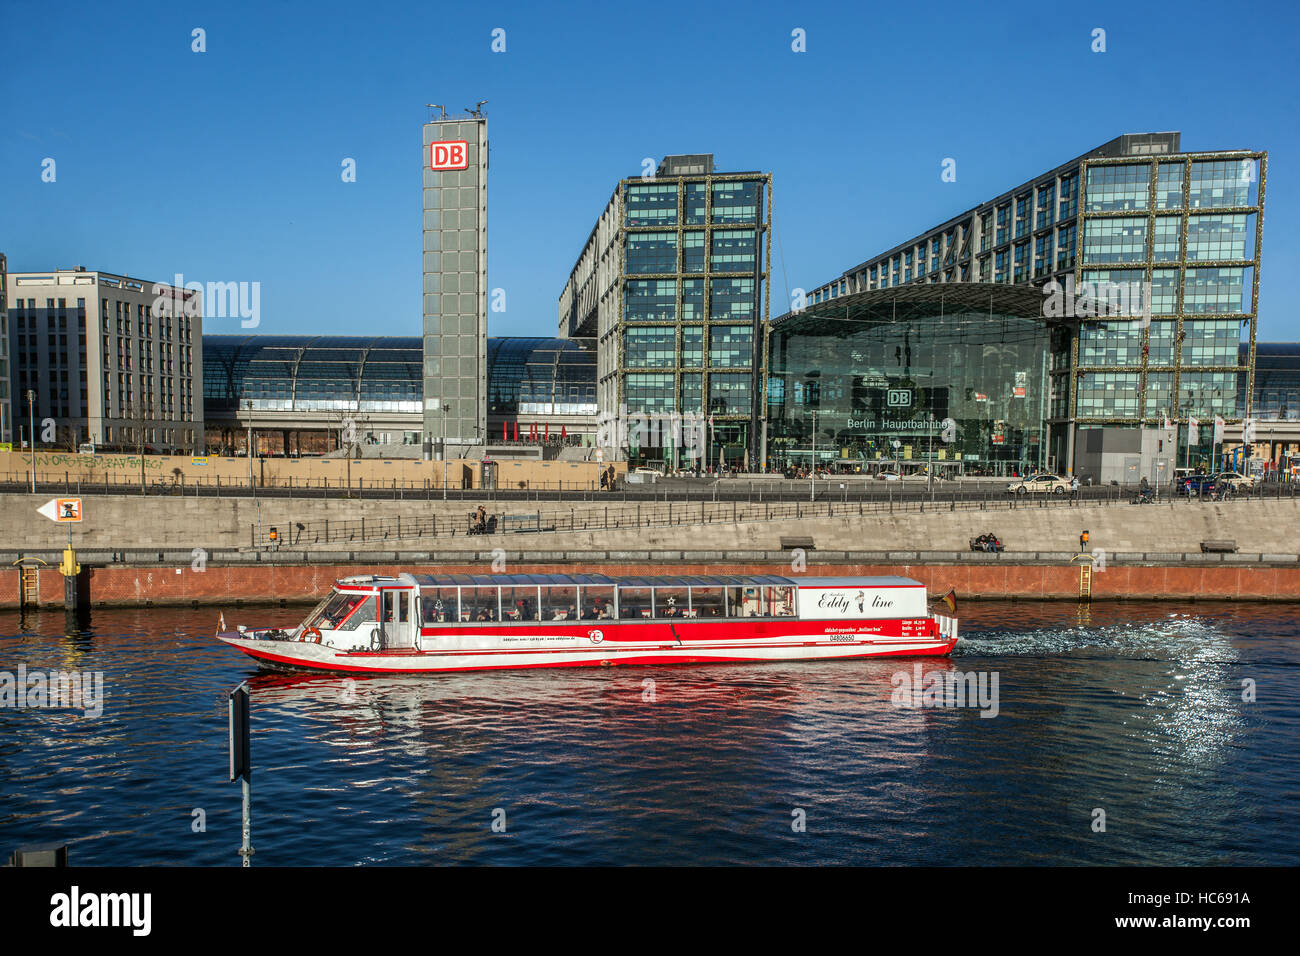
[{"xmin": 228, "ymin": 682, "xmax": 253, "ymax": 866}]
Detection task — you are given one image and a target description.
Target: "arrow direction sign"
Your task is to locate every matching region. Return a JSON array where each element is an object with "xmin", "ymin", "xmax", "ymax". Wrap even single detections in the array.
[{"xmin": 37, "ymin": 497, "xmax": 83, "ymax": 523}]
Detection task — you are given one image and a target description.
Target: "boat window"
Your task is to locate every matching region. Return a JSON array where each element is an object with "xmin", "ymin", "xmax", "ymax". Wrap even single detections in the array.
[
  {"xmin": 500, "ymin": 586, "xmax": 539, "ymax": 622},
  {"xmin": 421, "ymin": 587, "xmax": 457, "ymax": 624},
  {"xmin": 307, "ymin": 591, "xmax": 371, "ymax": 630},
  {"xmin": 618, "ymin": 587, "xmax": 652, "ymax": 620},
  {"xmin": 461, "ymin": 587, "xmax": 500, "ymax": 622},
  {"xmin": 653, "ymin": 586, "xmax": 688, "ymax": 619},
  {"xmin": 736, "ymin": 585, "xmax": 764, "ymax": 618},
  {"xmin": 541, "ymin": 585, "xmax": 578, "ymax": 622},
  {"xmin": 580, "ymin": 586, "xmax": 614, "ymax": 620},
  {"xmin": 689, "ymin": 586, "xmax": 725, "ymax": 618},
  {"xmin": 336, "ymin": 595, "xmax": 377, "ymax": 631},
  {"xmin": 766, "ymin": 586, "xmax": 796, "ymax": 617}
]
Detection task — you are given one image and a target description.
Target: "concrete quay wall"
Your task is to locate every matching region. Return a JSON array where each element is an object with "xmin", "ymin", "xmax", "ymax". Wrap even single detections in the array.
[{"xmin": 3, "ymin": 493, "xmax": 1298, "ymax": 556}]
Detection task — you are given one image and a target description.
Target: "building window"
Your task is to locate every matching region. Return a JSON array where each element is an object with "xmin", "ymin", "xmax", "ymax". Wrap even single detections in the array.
[
  {"xmin": 1186, "ymin": 214, "xmax": 1253, "ymax": 262},
  {"xmin": 625, "ymin": 373, "xmax": 676, "ymax": 414},
  {"xmin": 708, "ymin": 326, "xmax": 753, "ymax": 368},
  {"xmin": 624, "ymin": 280, "xmax": 676, "ymax": 322},
  {"xmin": 681, "ymin": 279, "xmax": 705, "ymax": 321},
  {"xmin": 708, "ymin": 373, "xmax": 751, "ymax": 415},
  {"xmin": 1058, "ymin": 175, "xmax": 1078, "ymax": 220},
  {"xmin": 684, "ymin": 184, "xmax": 707, "ymax": 224},
  {"xmin": 1152, "ymin": 216, "xmax": 1182, "ymax": 262},
  {"xmin": 710, "ymin": 181, "xmax": 760, "ymax": 224},
  {"xmin": 681, "ymin": 232, "xmax": 707, "ymax": 273},
  {"xmin": 681, "ymin": 326, "xmax": 704, "ymax": 366},
  {"xmin": 710, "ymin": 277, "xmax": 755, "ymax": 321},
  {"xmin": 1081, "ymin": 217, "xmax": 1147, "ymax": 264},
  {"xmin": 1188, "ymin": 159, "xmax": 1257, "ymax": 209},
  {"xmin": 1056, "ymin": 224, "xmax": 1077, "ymax": 271},
  {"xmin": 1014, "ymin": 195, "xmax": 1030, "ymax": 239},
  {"xmin": 1084, "ymin": 164, "xmax": 1150, "ymax": 212},
  {"xmin": 1036, "ymin": 183, "xmax": 1056, "ymax": 230},
  {"xmin": 625, "ymin": 232, "xmax": 678, "ymax": 274},
  {"xmin": 1076, "ymin": 371, "xmax": 1140, "ymax": 417},
  {"xmin": 710, "ymin": 230, "xmax": 757, "ymax": 273},
  {"xmin": 624, "ymin": 327, "xmax": 677, "ymax": 368},
  {"xmin": 625, "ymin": 183, "xmax": 678, "ymax": 227},
  {"xmin": 1156, "ymin": 163, "xmax": 1184, "ymax": 210},
  {"xmin": 1183, "ymin": 267, "xmax": 1253, "ymax": 314}
]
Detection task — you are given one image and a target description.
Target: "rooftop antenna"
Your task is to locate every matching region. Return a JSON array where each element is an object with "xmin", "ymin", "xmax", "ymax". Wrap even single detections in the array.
[
  {"xmin": 467, "ymin": 100, "xmax": 487, "ymax": 117},
  {"xmin": 426, "ymin": 104, "xmax": 446, "ymax": 121}
]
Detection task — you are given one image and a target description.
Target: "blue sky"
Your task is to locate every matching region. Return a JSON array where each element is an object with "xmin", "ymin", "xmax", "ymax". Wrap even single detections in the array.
[{"xmin": 3, "ymin": 0, "xmax": 1298, "ymax": 339}]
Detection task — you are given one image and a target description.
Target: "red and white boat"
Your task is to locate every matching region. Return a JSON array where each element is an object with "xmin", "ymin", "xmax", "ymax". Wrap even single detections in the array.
[{"xmin": 216, "ymin": 572, "xmax": 958, "ymax": 675}]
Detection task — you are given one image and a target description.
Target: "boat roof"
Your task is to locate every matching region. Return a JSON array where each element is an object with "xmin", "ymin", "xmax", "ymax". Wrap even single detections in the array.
[
  {"xmin": 794, "ymin": 576, "xmax": 923, "ymax": 588},
  {"xmin": 406, "ymin": 572, "xmax": 795, "ymax": 588},
  {"xmin": 342, "ymin": 572, "xmax": 922, "ymax": 589}
]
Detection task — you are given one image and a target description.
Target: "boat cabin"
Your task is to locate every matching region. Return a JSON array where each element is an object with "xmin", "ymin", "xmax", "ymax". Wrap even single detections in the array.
[{"xmin": 293, "ymin": 572, "xmax": 928, "ymax": 653}]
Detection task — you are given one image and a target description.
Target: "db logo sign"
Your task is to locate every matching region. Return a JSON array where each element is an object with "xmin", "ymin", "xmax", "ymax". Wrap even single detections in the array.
[
  {"xmin": 429, "ymin": 140, "xmax": 469, "ymax": 171},
  {"xmin": 887, "ymin": 389, "xmax": 912, "ymax": 407}
]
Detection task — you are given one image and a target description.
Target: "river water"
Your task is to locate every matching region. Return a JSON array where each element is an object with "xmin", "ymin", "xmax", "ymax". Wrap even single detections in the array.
[{"xmin": 1, "ymin": 601, "xmax": 1296, "ymax": 866}]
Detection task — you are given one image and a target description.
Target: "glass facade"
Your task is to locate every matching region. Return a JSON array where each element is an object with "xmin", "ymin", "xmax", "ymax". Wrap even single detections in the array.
[
  {"xmin": 767, "ymin": 291, "xmax": 1053, "ymax": 475},
  {"xmin": 485, "ymin": 337, "xmax": 596, "ymax": 416},
  {"xmin": 203, "ymin": 335, "xmax": 423, "ymax": 415},
  {"xmin": 1247, "ymin": 343, "xmax": 1300, "ymax": 420},
  {"xmin": 1070, "ymin": 152, "xmax": 1261, "ymax": 441},
  {"xmin": 612, "ymin": 166, "xmax": 770, "ymax": 467},
  {"xmin": 789, "ymin": 135, "xmax": 1265, "ymax": 480}
]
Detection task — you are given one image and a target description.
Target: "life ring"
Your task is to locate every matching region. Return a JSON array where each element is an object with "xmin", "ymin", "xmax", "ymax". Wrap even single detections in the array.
[{"xmin": 301, "ymin": 627, "xmax": 322, "ymax": 643}]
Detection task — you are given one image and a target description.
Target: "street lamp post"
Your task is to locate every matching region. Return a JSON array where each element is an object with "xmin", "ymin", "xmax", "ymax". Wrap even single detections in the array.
[
  {"xmin": 26, "ymin": 389, "xmax": 35, "ymax": 494},
  {"xmin": 246, "ymin": 400, "xmax": 255, "ymax": 497},
  {"xmin": 442, "ymin": 403, "xmax": 451, "ymax": 500},
  {"xmin": 809, "ymin": 409, "xmax": 817, "ymax": 501}
]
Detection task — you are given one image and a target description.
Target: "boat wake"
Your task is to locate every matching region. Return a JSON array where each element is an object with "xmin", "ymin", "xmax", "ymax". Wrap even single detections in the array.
[{"xmin": 955, "ymin": 611, "xmax": 1240, "ymax": 662}]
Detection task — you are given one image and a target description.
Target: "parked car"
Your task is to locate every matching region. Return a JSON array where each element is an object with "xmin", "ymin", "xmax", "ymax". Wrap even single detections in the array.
[
  {"xmin": 876, "ymin": 471, "xmax": 902, "ymax": 481},
  {"xmin": 1006, "ymin": 473, "xmax": 1070, "ymax": 495},
  {"xmin": 1180, "ymin": 474, "xmax": 1217, "ymax": 496},
  {"xmin": 1212, "ymin": 471, "xmax": 1255, "ymax": 489}
]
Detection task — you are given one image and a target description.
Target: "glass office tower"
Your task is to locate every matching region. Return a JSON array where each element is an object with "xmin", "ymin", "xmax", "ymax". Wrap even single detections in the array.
[
  {"xmin": 422, "ymin": 114, "xmax": 488, "ymax": 457},
  {"xmin": 559, "ymin": 155, "xmax": 772, "ymax": 469}
]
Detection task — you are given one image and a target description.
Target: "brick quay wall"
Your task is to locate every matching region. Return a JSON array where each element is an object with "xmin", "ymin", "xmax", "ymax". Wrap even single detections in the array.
[{"xmin": 4, "ymin": 551, "xmax": 1300, "ymax": 609}]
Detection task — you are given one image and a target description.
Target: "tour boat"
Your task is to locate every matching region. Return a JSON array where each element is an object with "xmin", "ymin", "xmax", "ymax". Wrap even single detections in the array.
[{"xmin": 215, "ymin": 572, "xmax": 959, "ymax": 675}]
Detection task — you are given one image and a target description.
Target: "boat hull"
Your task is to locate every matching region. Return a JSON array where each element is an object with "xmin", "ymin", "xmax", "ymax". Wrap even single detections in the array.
[{"xmin": 217, "ymin": 623, "xmax": 958, "ymax": 675}]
